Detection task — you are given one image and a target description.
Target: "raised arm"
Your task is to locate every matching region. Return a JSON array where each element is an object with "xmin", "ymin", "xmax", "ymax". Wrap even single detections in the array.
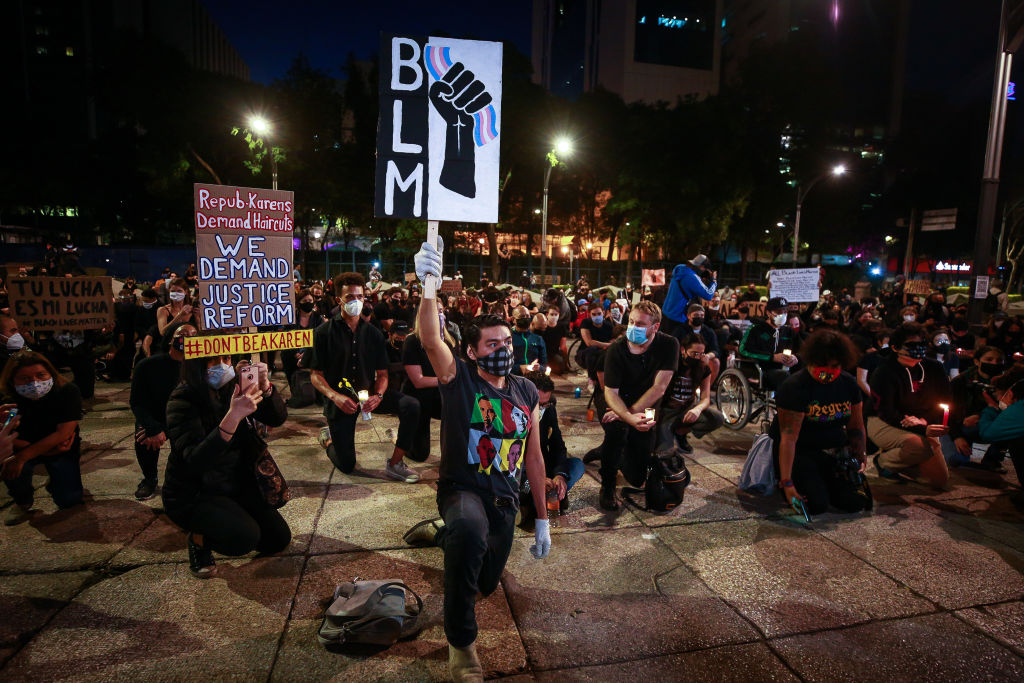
[{"xmin": 414, "ymin": 239, "xmax": 456, "ymax": 384}]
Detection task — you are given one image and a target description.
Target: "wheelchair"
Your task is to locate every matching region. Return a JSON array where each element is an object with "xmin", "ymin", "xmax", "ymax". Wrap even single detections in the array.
[{"xmin": 713, "ymin": 357, "xmax": 778, "ymax": 431}]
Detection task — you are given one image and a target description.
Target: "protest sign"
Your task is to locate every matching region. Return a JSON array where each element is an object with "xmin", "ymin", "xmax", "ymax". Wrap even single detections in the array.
[
  {"xmin": 642, "ymin": 268, "xmax": 666, "ymax": 287},
  {"xmin": 904, "ymin": 279, "xmax": 932, "ymax": 296},
  {"xmin": 8, "ymin": 276, "xmax": 114, "ymax": 331},
  {"xmin": 768, "ymin": 268, "xmax": 820, "ymax": 303},
  {"xmin": 183, "ymin": 329, "xmax": 313, "ymax": 360},
  {"xmin": 194, "ymin": 183, "xmax": 295, "ymax": 330},
  {"xmin": 720, "ymin": 300, "xmax": 766, "ymax": 319},
  {"xmin": 974, "ymin": 276, "xmax": 990, "ymax": 299},
  {"xmin": 375, "ymin": 34, "xmax": 502, "ymax": 223},
  {"xmin": 439, "ymin": 278, "xmax": 463, "ymax": 294},
  {"xmin": 404, "ymin": 272, "xmax": 418, "ymax": 283}
]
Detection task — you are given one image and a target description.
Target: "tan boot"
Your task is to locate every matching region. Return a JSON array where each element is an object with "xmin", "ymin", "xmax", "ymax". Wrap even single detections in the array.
[{"xmin": 448, "ymin": 642, "xmax": 483, "ymax": 682}]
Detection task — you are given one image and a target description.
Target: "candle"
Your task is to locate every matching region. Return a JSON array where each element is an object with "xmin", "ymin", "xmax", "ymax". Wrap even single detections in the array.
[
  {"xmin": 939, "ymin": 403, "xmax": 949, "ymax": 427},
  {"xmin": 782, "ymin": 349, "xmax": 792, "ymax": 357},
  {"xmin": 644, "ymin": 408, "xmax": 655, "ymax": 421},
  {"xmin": 545, "ymin": 366, "xmax": 552, "ymax": 376},
  {"xmin": 357, "ymin": 390, "xmax": 369, "ymax": 403}
]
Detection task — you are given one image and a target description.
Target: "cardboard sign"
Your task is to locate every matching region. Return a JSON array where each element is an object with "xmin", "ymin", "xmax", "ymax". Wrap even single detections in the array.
[
  {"xmin": 375, "ymin": 34, "xmax": 502, "ymax": 223},
  {"xmin": 642, "ymin": 268, "xmax": 666, "ymax": 287},
  {"xmin": 439, "ymin": 279, "xmax": 463, "ymax": 294},
  {"xmin": 8, "ymin": 276, "xmax": 115, "ymax": 331},
  {"xmin": 404, "ymin": 272, "xmax": 418, "ymax": 283},
  {"xmin": 769, "ymin": 267, "xmax": 820, "ymax": 303},
  {"xmin": 904, "ymin": 279, "xmax": 932, "ymax": 296},
  {"xmin": 975, "ymin": 275, "xmax": 991, "ymax": 299},
  {"xmin": 183, "ymin": 329, "xmax": 313, "ymax": 360},
  {"xmin": 194, "ymin": 183, "xmax": 295, "ymax": 330},
  {"xmin": 719, "ymin": 300, "xmax": 766, "ymax": 319}
]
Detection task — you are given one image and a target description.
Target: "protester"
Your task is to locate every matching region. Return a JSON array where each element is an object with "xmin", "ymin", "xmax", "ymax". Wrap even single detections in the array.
[
  {"xmin": 402, "ymin": 316, "xmax": 452, "ymax": 463},
  {"xmin": 404, "ymin": 238, "xmax": 549, "ymax": 682},
  {"xmin": 0, "ymin": 313, "xmax": 29, "ymax": 368},
  {"xmin": 674, "ymin": 303, "xmax": 721, "ymax": 385},
  {"xmin": 281, "ymin": 289, "xmax": 324, "ymax": 385},
  {"xmin": 1, "ymin": 351, "xmax": 83, "ymax": 525},
  {"xmin": 739, "ymin": 297, "xmax": 800, "ymax": 389},
  {"xmin": 772, "ymin": 330, "xmax": 871, "ymax": 514},
  {"xmin": 656, "ymin": 334, "xmax": 724, "ymax": 456},
  {"xmin": 386, "ymin": 320, "xmax": 411, "ymax": 390},
  {"xmin": 541, "ymin": 305, "xmax": 569, "ymax": 374},
  {"xmin": 661, "ymin": 254, "xmax": 717, "ymax": 339},
  {"xmin": 510, "ymin": 306, "xmax": 546, "ymax": 375},
  {"xmin": 867, "ymin": 322, "xmax": 952, "ymax": 487},
  {"xmin": 157, "ymin": 278, "xmax": 199, "ymax": 335},
  {"xmin": 133, "ymin": 288, "xmax": 160, "ymax": 361},
  {"xmin": 308, "ymin": 272, "xmax": 421, "ymax": 483},
  {"xmin": 598, "ymin": 301, "xmax": 678, "ymax": 510},
  {"xmin": 129, "ymin": 322, "xmax": 193, "ymax": 500},
  {"xmin": 948, "ymin": 346, "xmax": 1007, "ymax": 470},
  {"xmin": 578, "ymin": 302, "xmax": 613, "ymax": 373},
  {"xmin": 856, "ymin": 328, "xmax": 892, "ymax": 397},
  {"xmin": 978, "ymin": 376, "xmax": 1024, "ymax": 486},
  {"xmin": 163, "ymin": 354, "xmax": 290, "ymax": 577}
]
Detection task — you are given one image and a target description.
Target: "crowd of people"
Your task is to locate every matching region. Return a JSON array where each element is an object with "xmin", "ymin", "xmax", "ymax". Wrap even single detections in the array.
[{"xmin": 2, "ymin": 246, "xmax": 1024, "ymax": 682}]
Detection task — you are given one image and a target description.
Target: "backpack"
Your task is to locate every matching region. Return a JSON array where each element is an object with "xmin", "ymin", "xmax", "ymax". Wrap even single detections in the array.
[
  {"xmin": 288, "ymin": 368, "xmax": 316, "ymax": 408},
  {"xmin": 983, "ymin": 291, "xmax": 1000, "ymax": 314},
  {"xmin": 318, "ymin": 578, "xmax": 423, "ymax": 648},
  {"xmin": 739, "ymin": 433, "xmax": 776, "ymax": 495},
  {"xmin": 623, "ymin": 453, "xmax": 691, "ymax": 513}
]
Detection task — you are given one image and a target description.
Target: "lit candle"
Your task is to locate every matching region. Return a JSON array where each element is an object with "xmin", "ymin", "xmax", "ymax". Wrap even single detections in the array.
[
  {"xmin": 644, "ymin": 408, "xmax": 655, "ymax": 421},
  {"xmin": 545, "ymin": 366, "xmax": 552, "ymax": 376},
  {"xmin": 357, "ymin": 390, "xmax": 369, "ymax": 404},
  {"xmin": 782, "ymin": 349, "xmax": 792, "ymax": 357},
  {"xmin": 939, "ymin": 403, "xmax": 949, "ymax": 427}
]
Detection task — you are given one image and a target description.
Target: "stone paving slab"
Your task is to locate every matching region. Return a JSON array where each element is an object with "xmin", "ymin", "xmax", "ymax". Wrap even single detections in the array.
[
  {"xmin": 311, "ymin": 482, "xmax": 441, "ymax": 555},
  {"xmin": 272, "ymin": 550, "xmax": 526, "ymax": 681},
  {"xmin": 915, "ymin": 495, "xmax": 1024, "ymax": 554},
  {"xmin": 0, "ymin": 570, "xmax": 95, "ymax": 667},
  {"xmin": 958, "ymin": 601, "xmax": 1024, "ymax": 657},
  {"xmin": 815, "ymin": 504, "xmax": 1024, "ymax": 609},
  {"xmin": 502, "ymin": 526, "xmax": 759, "ymax": 670},
  {"xmin": 532, "ymin": 642, "xmax": 798, "ymax": 682},
  {"xmin": 2, "ymin": 558, "xmax": 303, "ymax": 681},
  {"xmin": 655, "ymin": 518, "xmax": 935, "ymax": 637},
  {"xmin": 771, "ymin": 612, "xmax": 1024, "ymax": 682}
]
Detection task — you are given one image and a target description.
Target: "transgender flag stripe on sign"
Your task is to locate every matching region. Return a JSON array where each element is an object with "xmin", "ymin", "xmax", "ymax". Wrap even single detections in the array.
[
  {"xmin": 473, "ymin": 105, "xmax": 498, "ymax": 147},
  {"xmin": 424, "ymin": 45, "xmax": 453, "ymax": 81}
]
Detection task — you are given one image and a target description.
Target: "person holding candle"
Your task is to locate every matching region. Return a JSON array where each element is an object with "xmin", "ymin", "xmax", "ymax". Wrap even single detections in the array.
[
  {"xmin": 866, "ymin": 322, "xmax": 953, "ymax": 487},
  {"xmin": 739, "ymin": 297, "xmax": 800, "ymax": 391},
  {"xmin": 978, "ymin": 375, "xmax": 1024, "ymax": 486},
  {"xmin": 947, "ymin": 346, "xmax": 1009, "ymax": 470}
]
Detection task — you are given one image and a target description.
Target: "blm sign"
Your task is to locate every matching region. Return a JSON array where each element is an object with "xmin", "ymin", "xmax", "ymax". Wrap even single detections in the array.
[
  {"xmin": 8, "ymin": 276, "xmax": 114, "ymax": 331},
  {"xmin": 194, "ymin": 183, "xmax": 296, "ymax": 330},
  {"xmin": 375, "ymin": 35, "xmax": 502, "ymax": 224}
]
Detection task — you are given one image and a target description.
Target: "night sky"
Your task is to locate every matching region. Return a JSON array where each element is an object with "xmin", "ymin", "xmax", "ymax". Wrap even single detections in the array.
[{"xmin": 203, "ymin": 0, "xmax": 533, "ymax": 83}]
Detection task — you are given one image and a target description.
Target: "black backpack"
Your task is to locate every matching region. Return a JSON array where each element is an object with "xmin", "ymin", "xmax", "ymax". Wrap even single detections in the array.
[{"xmin": 623, "ymin": 453, "xmax": 692, "ymax": 513}]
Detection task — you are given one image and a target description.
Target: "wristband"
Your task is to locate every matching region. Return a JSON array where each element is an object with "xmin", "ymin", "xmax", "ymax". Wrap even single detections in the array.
[
  {"xmin": 219, "ymin": 426, "xmax": 235, "ymax": 436},
  {"xmin": 780, "ymin": 479, "xmax": 794, "ymax": 488}
]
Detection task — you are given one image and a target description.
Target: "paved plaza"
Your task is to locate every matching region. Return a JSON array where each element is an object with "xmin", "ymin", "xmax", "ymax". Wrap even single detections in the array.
[{"xmin": 2, "ymin": 373, "xmax": 1024, "ymax": 681}]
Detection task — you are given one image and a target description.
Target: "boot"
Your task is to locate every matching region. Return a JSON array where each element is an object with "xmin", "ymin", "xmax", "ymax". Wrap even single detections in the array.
[{"xmin": 449, "ymin": 642, "xmax": 484, "ymax": 682}]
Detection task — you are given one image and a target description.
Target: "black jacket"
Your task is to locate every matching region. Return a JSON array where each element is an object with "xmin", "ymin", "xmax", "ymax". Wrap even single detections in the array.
[
  {"xmin": 130, "ymin": 353, "xmax": 181, "ymax": 436},
  {"xmin": 868, "ymin": 356, "xmax": 951, "ymax": 433},
  {"xmin": 539, "ymin": 402, "xmax": 571, "ymax": 480},
  {"xmin": 162, "ymin": 382, "xmax": 287, "ymax": 513}
]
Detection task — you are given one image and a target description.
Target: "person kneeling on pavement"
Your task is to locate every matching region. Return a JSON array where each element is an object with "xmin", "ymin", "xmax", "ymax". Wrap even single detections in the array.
[
  {"xmin": 772, "ymin": 329, "xmax": 872, "ymax": 515},
  {"xmin": 656, "ymin": 334, "xmax": 725, "ymax": 457},
  {"xmin": 402, "ymin": 238, "xmax": 551, "ymax": 683},
  {"xmin": 947, "ymin": 346, "xmax": 1008, "ymax": 471},
  {"xmin": 867, "ymin": 322, "xmax": 952, "ymax": 488},
  {"xmin": 518, "ymin": 370, "xmax": 584, "ymax": 525},
  {"xmin": 978, "ymin": 375, "xmax": 1024, "ymax": 487},
  {"xmin": 598, "ymin": 301, "xmax": 679, "ymax": 511},
  {"xmin": 163, "ymin": 354, "xmax": 291, "ymax": 577}
]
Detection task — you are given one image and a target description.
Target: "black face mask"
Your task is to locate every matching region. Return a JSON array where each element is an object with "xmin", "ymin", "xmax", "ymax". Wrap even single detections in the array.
[
  {"xmin": 980, "ymin": 362, "xmax": 1005, "ymax": 377},
  {"xmin": 903, "ymin": 342, "xmax": 929, "ymax": 359},
  {"xmin": 299, "ymin": 301, "xmax": 315, "ymax": 313},
  {"xmin": 690, "ymin": 316, "xmax": 704, "ymax": 327}
]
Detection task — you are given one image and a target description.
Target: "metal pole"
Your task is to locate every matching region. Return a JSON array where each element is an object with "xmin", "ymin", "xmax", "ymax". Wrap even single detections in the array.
[
  {"xmin": 541, "ymin": 165, "xmax": 551, "ymax": 285},
  {"xmin": 792, "ymin": 197, "xmax": 803, "ymax": 265},
  {"xmin": 271, "ymin": 154, "xmax": 278, "ymax": 191},
  {"xmin": 904, "ymin": 208, "xmax": 917, "ymax": 280}
]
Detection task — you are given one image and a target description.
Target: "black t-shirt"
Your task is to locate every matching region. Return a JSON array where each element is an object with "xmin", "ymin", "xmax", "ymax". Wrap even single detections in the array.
[
  {"xmin": 401, "ymin": 334, "xmax": 436, "ymax": 376},
  {"xmin": 773, "ymin": 369, "xmax": 862, "ymax": 450},
  {"xmin": 437, "ymin": 358, "xmax": 539, "ymax": 505},
  {"xmin": 9, "ymin": 382, "xmax": 83, "ymax": 455},
  {"xmin": 665, "ymin": 359, "xmax": 711, "ymax": 409},
  {"xmin": 307, "ymin": 316, "xmax": 387, "ymax": 419},
  {"xmin": 580, "ymin": 318, "xmax": 614, "ymax": 344},
  {"xmin": 542, "ymin": 324, "xmax": 566, "ymax": 354},
  {"xmin": 603, "ymin": 333, "xmax": 680, "ymax": 407}
]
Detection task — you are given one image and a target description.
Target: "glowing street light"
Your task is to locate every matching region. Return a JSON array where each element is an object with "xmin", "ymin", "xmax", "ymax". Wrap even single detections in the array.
[
  {"xmin": 247, "ymin": 115, "xmax": 277, "ymax": 190},
  {"xmin": 541, "ymin": 137, "xmax": 574, "ymax": 283},
  {"xmin": 792, "ymin": 164, "xmax": 848, "ymax": 263}
]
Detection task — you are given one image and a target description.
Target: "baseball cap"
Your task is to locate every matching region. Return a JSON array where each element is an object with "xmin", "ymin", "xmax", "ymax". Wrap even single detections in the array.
[
  {"xmin": 391, "ymin": 320, "xmax": 410, "ymax": 334},
  {"xmin": 687, "ymin": 254, "xmax": 710, "ymax": 268},
  {"xmin": 766, "ymin": 297, "xmax": 789, "ymax": 311}
]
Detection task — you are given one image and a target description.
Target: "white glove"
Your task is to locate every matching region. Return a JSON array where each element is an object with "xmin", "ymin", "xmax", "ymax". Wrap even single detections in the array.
[
  {"xmin": 414, "ymin": 237, "xmax": 444, "ymax": 282},
  {"xmin": 530, "ymin": 518, "xmax": 551, "ymax": 559}
]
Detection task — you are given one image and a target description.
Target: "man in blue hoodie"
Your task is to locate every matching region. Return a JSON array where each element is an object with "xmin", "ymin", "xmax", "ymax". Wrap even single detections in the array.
[
  {"xmin": 978, "ymin": 375, "xmax": 1024, "ymax": 486},
  {"xmin": 661, "ymin": 254, "xmax": 717, "ymax": 340}
]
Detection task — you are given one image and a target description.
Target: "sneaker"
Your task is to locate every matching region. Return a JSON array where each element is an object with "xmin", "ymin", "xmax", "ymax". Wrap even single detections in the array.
[
  {"xmin": 873, "ymin": 455, "xmax": 902, "ymax": 481},
  {"xmin": 3, "ymin": 504, "xmax": 34, "ymax": 526},
  {"xmin": 187, "ymin": 534, "xmax": 217, "ymax": 578},
  {"xmin": 317, "ymin": 426, "xmax": 332, "ymax": 450},
  {"xmin": 134, "ymin": 479, "xmax": 158, "ymax": 501},
  {"xmin": 677, "ymin": 434, "xmax": 694, "ymax": 455},
  {"xmin": 403, "ymin": 518, "xmax": 444, "ymax": 546},
  {"xmin": 385, "ymin": 459, "xmax": 420, "ymax": 483}
]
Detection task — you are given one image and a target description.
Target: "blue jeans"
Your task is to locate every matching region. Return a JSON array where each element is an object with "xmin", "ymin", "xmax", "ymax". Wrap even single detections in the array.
[
  {"xmin": 558, "ymin": 456, "xmax": 585, "ymax": 491},
  {"xmin": 4, "ymin": 451, "xmax": 83, "ymax": 508}
]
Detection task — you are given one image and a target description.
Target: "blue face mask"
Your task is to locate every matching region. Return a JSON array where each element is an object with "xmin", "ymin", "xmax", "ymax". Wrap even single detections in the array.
[
  {"xmin": 206, "ymin": 362, "xmax": 235, "ymax": 389},
  {"xmin": 626, "ymin": 324, "xmax": 648, "ymax": 345},
  {"xmin": 592, "ymin": 315, "xmax": 604, "ymax": 326}
]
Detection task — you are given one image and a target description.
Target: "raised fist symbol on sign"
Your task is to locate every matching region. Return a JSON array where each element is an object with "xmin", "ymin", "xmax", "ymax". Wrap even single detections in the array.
[{"xmin": 426, "ymin": 48, "xmax": 497, "ymax": 199}]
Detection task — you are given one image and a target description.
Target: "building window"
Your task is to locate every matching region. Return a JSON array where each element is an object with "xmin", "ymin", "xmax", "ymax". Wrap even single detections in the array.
[
  {"xmin": 65, "ymin": 46, "xmax": 74, "ymax": 57},
  {"xmin": 634, "ymin": 0, "xmax": 716, "ymax": 70},
  {"xmin": 35, "ymin": 25, "xmax": 49, "ymax": 36},
  {"xmin": 36, "ymin": 46, "xmax": 48, "ymax": 55}
]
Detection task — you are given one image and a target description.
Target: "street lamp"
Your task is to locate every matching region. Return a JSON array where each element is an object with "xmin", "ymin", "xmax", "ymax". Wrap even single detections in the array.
[
  {"xmin": 248, "ymin": 115, "xmax": 278, "ymax": 190},
  {"xmin": 541, "ymin": 137, "xmax": 573, "ymax": 285},
  {"xmin": 792, "ymin": 165, "xmax": 846, "ymax": 264}
]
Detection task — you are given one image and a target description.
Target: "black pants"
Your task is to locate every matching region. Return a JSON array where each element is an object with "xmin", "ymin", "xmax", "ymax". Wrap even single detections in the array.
[
  {"xmin": 435, "ymin": 488, "xmax": 517, "ymax": 648},
  {"xmin": 599, "ymin": 421, "xmax": 655, "ymax": 489},
  {"xmin": 326, "ymin": 389, "xmax": 419, "ymax": 473},
  {"xmin": 408, "ymin": 387, "xmax": 442, "ymax": 463},
  {"xmin": 774, "ymin": 447, "xmax": 869, "ymax": 515},
  {"xmin": 166, "ymin": 494, "xmax": 291, "ymax": 556},
  {"xmin": 4, "ymin": 451, "xmax": 83, "ymax": 508},
  {"xmin": 763, "ymin": 368, "xmax": 792, "ymax": 391},
  {"xmin": 135, "ymin": 442, "xmax": 160, "ymax": 483},
  {"xmin": 48, "ymin": 348, "xmax": 95, "ymax": 399}
]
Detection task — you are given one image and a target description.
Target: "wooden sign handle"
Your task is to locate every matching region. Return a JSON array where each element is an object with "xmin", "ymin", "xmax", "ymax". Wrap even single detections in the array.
[{"xmin": 423, "ymin": 220, "xmax": 440, "ymax": 300}]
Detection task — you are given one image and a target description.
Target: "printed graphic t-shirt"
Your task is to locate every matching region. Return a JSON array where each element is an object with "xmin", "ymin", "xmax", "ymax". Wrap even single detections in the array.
[
  {"xmin": 774, "ymin": 368, "xmax": 862, "ymax": 450},
  {"xmin": 438, "ymin": 357, "xmax": 539, "ymax": 504}
]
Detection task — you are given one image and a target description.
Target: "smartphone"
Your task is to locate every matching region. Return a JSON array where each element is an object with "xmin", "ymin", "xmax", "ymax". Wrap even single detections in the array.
[
  {"xmin": 238, "ymin": 364, "xmax": 258, "ymax": 392},
  {"xmin": 790, "ymin": 497, "xmax": 811, "ymax": 523},
  {"xmin": 2, "ymin": 407, "xmax": 18, "ymax": 430}
]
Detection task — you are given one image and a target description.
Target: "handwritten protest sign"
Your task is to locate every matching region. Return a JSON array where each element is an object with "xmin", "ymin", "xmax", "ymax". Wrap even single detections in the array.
[
  {"xmin": 439, "ymin": 279, "xmax": 463, "ymax": 294},
  {"xmin": 719, "ymin": 300, "xmax": 766, "ymax": 319},
  {"xmin": 768, "ymin": 268, "xmax": 820, "ymax": 303},
  {"xmin": 404, "ymin": 272, "xmax": 418, "ymax": 283},
  {"xmin": 194, "ymin": 183, "xmax": 295, "ymax": 330},
  {"xmin": 183, "ymin": 329, "xmax": 313, "ymax": 360},
  {"xmin": 642, "ymin": 268, "xmax": 666, "ymax": 287},
  {"xmin": 8, "ymin": 276, "xmax": 115, "ymax": 331},
  {"xmin": 904, "ymin": 279, "xmax": 932, "ymax": 296}
]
